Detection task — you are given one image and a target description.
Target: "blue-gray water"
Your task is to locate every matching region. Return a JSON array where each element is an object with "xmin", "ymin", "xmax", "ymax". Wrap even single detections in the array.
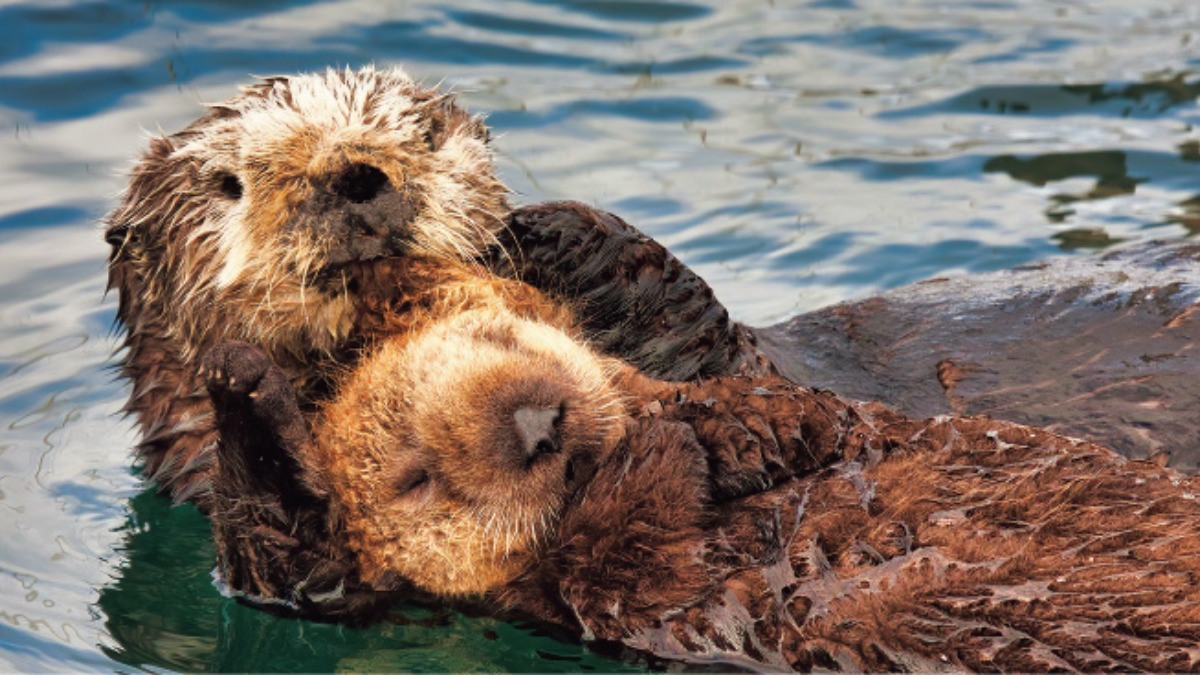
[{"xmin": 1, "ymin": 0, "xmax": 1198, "ymax": 671}]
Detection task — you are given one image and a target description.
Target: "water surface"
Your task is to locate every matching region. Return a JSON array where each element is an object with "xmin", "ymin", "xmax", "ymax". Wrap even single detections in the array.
[{"xmin": 1, "ymin": 0, "xmax": 1198, "ymax": 671}]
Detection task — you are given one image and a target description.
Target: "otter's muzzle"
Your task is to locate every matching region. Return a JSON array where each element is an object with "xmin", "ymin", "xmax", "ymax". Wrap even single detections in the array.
[
  {"xmin": 292, "ymin": 162, "xmax": 419, "ymax": 266},
  {"xmin": 514, "ymin": 405, "xmax": 564, "ymax": 463}
]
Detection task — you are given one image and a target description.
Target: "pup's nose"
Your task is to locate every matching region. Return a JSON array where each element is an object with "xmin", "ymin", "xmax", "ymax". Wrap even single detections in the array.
[
  {"xmin": 332, "ymin": 163, "xmax": 390, "ymax": 204},
  {"xmin": 513, "ymin": 405, "xmax": 562, "ymax": 462}
]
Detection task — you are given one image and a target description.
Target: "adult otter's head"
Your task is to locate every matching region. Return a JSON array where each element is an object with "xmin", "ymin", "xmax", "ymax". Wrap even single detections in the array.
[
  {"xmin": 309, "ymin": 308, "xmax": 627, "ymax": 596},
  {"xmin": 104, "ymin": 66, "xmax": 507, "ymax": 359}
]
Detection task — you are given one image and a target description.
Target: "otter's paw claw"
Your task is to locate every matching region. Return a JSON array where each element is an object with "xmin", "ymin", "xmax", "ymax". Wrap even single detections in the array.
[
  {"xmin": 202, "ymin": 341, "xmax": 272, "ymax": 397},
  {"xmin": 202, "ymin": 340, "xmax": 307, "ymax": 452}
]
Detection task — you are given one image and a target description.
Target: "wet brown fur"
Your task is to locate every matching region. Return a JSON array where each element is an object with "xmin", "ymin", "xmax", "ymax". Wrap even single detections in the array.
[
  {"xmin": 103, "ymin": 67, "xmax": 512, "ymax": 508},
  {"xmin": 104, "ymin": 68, "xmax": 1200, "ymax": 669},
  {"xmin": 103, "ymin": 67, "xmax": 774, "ymax": 625},
  {"xmin": 104, "ymin": 68, "xmax": 770, "ymax": 512},
  {"xmin": 517, "ymin": 396, "xmax": 1200, "ymax": 671},
  {"xmin": 298, "ymin": 270, "xmax": 1200, "ymax": 671}
]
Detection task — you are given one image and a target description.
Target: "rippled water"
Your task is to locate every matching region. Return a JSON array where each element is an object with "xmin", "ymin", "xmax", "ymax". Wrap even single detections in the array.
[{"xmin": 1, "ymin": 0, "xmax": 1198, "ymax": 671}]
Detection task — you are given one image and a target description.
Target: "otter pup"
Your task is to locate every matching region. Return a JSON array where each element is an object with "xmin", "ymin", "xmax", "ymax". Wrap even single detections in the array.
[
  {"xmin": 104, "ymin": 66, "xmax": 768, "ymax": 511},
  {"xmin": 233, "ymin": 271, "xmax": 1199, "ymax": 671},
  {"xmin": 197, "ymin": 256, "xmax": 806, "ymax": 619}
]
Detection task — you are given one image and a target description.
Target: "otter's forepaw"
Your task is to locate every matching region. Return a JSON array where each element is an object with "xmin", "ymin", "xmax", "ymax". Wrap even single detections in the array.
[
  {"xmin": 202, "ymin": 340, "xmax": 272, "ymax": 399},
  {"xmin": 202, "ymin": 341, "xmax": 299, "ymax": 424},
  {"xmin": 201, "ymin": 340, "xmax": 308, "ymax": 457}
]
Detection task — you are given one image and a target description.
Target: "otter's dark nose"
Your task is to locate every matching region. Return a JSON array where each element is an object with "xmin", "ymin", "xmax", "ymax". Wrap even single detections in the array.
[
  {"xmin": 332, "ymin": 163, "xmax": 390, "ymax": 204},
  {"xmin": 514, "ymin": 405, "xmax": 562, "ymax": 462}
]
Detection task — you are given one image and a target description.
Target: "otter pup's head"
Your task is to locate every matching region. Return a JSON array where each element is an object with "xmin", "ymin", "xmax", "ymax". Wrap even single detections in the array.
[
  {"xmin": 105, "ymin": 66, "xmax": 507, "ymax": 359},
  {"xmin": 309, "ymin": 308, "xmax": 627, "ymax": 596}
]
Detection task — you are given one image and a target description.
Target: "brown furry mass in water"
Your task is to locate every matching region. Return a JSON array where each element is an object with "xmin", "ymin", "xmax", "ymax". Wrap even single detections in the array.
[
  {"xmin": 104, "ymin": 66, "xmax": 1200, "ymax": 669},
  {"xmin": 208, "ymin": 259, "xmax": 1200, "ymax": 672},
  {"xmin": 103, "ymin": 66, "xmax": 768, "ymax": 511}
]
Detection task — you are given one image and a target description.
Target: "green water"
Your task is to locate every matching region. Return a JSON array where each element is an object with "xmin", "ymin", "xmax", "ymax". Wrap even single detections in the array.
[
  {"xmin": 1, "ymin": 0, "xmax": 1198, "ymax": 671},
  {"xmin": 98, "ymin": 492, "xmax": 643, "ymax": 671}
]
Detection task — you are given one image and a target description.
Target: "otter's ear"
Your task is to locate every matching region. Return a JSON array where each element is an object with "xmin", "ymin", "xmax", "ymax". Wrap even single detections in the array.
[
  {"xmin": 420, "ymin": 95, "xmax": 489, "ymax": 149},
  {"xmin": 103, "ymin": 222, "xmax": 131, "ymax": 248},
  {"xmin": 104, "ymin": 136, "xmax": 176, "ymax": 261}
]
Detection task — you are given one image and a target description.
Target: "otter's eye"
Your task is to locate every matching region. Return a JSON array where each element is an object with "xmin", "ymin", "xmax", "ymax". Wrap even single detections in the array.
[
  {"xmin": 216, "ymin": 172, "xmax": 243, "ymax": 200},
  {"xmin": 394, "ymin": 468, "xmax": 431, "ymax": 498}
]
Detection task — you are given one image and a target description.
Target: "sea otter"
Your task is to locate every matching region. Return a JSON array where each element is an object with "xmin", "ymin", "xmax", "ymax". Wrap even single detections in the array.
[
  {"xmin": 209, "ymin": 262, "xmax": 1200, "ymax": 671},
  {"xmin": 105, "ymin": 65, "xmax": 1200, "ymax": 640},
  {"xmin": 104, "ymin": 66, "xmax": 768, "ymax": 510}
]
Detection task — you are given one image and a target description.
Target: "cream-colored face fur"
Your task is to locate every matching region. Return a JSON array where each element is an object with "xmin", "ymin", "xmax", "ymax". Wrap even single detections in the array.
[
  {"xmin": 105, "ymin": 66, "xmax": 508, "ymax": 360},
  {"xmin": 310, "ymin": 308, "xmax": 627, "ymax": 596}
]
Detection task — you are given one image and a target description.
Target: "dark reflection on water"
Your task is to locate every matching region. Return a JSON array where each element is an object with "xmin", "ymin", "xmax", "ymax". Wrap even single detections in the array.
[
  {"xmin": 352, "ymin": 19, "xmax": 745, "ymax": 74},
  {"xmin": 355, "ymin": 21, "xmax": 602, "ymax": 69},
  {"xmin": 156, "ymin": 0, "xmax": 328, "ymax": 23},
  {"xmin": 1064, "ymin": 75, "xmax": 1200, "ymax": 116},
  {"xmin": 0, "ymin": 206, "xmax": 91, "ymax": 232},
  {"xmin": 754, "ymin": 25, "xmax": 990, "ymax": 58},
  {"xmin": 818, "ymin": 155, "xmax": 987, "ymax": 181},
  {"xmin": 609, "ymin": 54, "xmax": 750, "ymax": 75},
  {"xmin": 0, "ymin": 4, "xmax": 141, "ymax": 61},
  {"xmin": 839, "ymin": 238, "xmax": 1050, "ymax": 286},
  {"xmin": 449, "ymin": 10, "xmax": 626, "ymax": 41},
  {"xmin": 3, "ymin": 71, "xmax": 144, "ymax": 123},
  {"xmin": 881, "ymin": 76, "xmax": 1200, "ymax": 119},
  {"xmin": 986, "ymin": 150, "xmax": 1133, "ymax": 187},
  {"xmin": 99, "ymin": 490, "xmax": 641, "ymax": 672},
  {"xmin": 490, "ymin": 96, "xmax": 717, "ymax": 129},
  {"xmin": 1050, "ymin": 227, "xmax": 1125, "ymax": 250},
  {"xmin": 820, "ymin": 144, "xmax": 1197, "ymax": 252},
  {"xmin": 984, "ymin": 150, "xmax": 1189, "ymax": 231},
  {"xmin": 529, "ymin": 0, "xmax": 711, "ymax": 23},
  {"xmin": 987, "ymin": 150, "xmax": 1139, "ymax": 226}
]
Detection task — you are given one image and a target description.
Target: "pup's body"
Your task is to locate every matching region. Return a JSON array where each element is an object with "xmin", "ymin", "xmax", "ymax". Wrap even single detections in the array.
[{"xmin": 201, "ymin": 257, "xmax": 1200, "ymax": 670}]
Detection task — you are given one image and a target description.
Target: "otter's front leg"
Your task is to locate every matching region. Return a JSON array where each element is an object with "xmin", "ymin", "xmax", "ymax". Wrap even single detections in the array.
[
  {"xmin": 202, "ymin": 341, "xmax": 313, "ymax": 507},
  {"xmin": 201, "ymin": 341, "xmax": 323, "ymax": 601},
  {"xmin": 625, "ymin": 373, "xmax": 905, "ymax": 502},
  {"xmin": 494, "ymin": 202, "xmax": 775, "ymax": 381},
  {"xmin": 201, "ymin": 342, "xmax": 389, "ymax": 622}
]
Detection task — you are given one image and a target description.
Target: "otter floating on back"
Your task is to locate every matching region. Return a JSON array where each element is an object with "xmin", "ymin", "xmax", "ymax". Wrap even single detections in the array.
[
  {"xmin": 216, "ymin": 259, "xmax": 1200, "ymax": 672},
  {"xmin": 104, "ymin": 65, "xmax": 1200, "ymax": 515}
]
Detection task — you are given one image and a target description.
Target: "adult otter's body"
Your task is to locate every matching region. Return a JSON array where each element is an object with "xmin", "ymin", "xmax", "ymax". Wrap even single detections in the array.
[
  {"xmin": 755, "ymin": 241, "xmax": 1200, "ymax": 470},
  {"xmin": 496, "ymin": 211, "xmax": 1200, "ymax": 468},
  {"xmin": 215, "ymin": 263, "xmax": 1200, "ymax": 671}
]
